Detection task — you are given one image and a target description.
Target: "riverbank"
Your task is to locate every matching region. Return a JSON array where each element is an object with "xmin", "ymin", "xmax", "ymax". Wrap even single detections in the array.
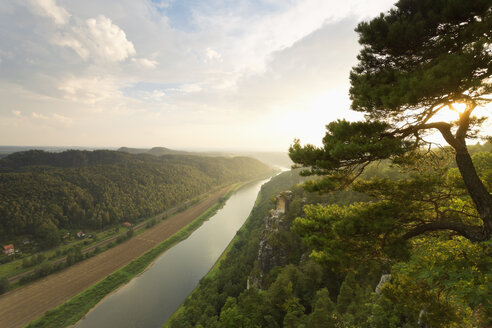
[
  {"xmin": 75, "ymin": 178, "xmax": 273, "ymax": 328},
  {"xmin": 162, "ymin": 170, "xmax": 305, "ymax": 328},
  {"xmin": 163, "ymin": 188, "xmax": 264, "ymax": 328},
  {"xmin": 0, "ymin": 184, "xmax": 238, "ymax": 328}
]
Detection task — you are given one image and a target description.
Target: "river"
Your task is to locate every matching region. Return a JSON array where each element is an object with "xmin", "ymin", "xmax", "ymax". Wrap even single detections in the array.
[{"xmin": 76, "ymin": 178, "xmax": 269, "ymax": 328}]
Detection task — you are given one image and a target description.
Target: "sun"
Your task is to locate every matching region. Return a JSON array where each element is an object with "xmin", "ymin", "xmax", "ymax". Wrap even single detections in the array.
[
  {"xmin": 448, "ymin": 102, "xmax": 467, "ymax": 115},
  {"xmin": 430, "ymin": 102, "xmax": 467, "ymax": 123}
]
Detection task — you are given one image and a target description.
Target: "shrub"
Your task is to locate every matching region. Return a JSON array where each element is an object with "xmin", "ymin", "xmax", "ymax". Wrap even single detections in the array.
[{"xmin": 0, "ymin": 277, "xmax": 9, "ymax": 294}]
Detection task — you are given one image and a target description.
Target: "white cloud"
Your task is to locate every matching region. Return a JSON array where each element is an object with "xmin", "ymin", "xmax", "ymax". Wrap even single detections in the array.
[
  {"xmin": 0, "ymin": 49, "xmax": 17, "ymax": 67},
  {"xmin": 58, "ymin": 76, "xmax": 122, "ymax": 104},
  {"xmin": 29, "ymin": 0, "xmax": 71, "ymax": 25},
  {"xmin": 51, "ymin": 113, "xmax": 73, "ymax": 125},
  {"xmin": 53, "ymin": 36, "xmax": 89, "ymax": 59},
  {"xmin": 31, "ymin": 111, "xmax": 72, "ymax": 126},
  {"xmin": 181, "ymin": 84, "xmax": 202, "ymax": 93},
  {"xmin": 54, "ymin": 15, "xmax": 136, "ymax": 62},
  {"xmin": 191, "ymin": 0, "xmax": 395, "ymax": 76},
  {"xmin": 31, "ymin": 111, "xmax": 49, "ymax": 119},
  {"xmin": 169, "ymin": 84, "xmax": 202, "ymax": 94},
  {"xmin": 151, "ymin": 0, "xmax": 173, "ymax": 10},
  {"xmin": 205, "ymin": 48, "xmax": 222, "ymax": 62},
  {"xmin": 132, "ymin": 57, "xmax": 159, "ymax": 68},
  {"xmin": 149, "ymin": 90, "xmax": 166, "ymax": 100},
  {"xmin": 139, "ymin": 90, "xmax": 166, "ymax": 102}
]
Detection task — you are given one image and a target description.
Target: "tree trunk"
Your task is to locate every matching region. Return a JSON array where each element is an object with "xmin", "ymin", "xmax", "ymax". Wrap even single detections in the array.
[{"xmin": 455, "ymin": 150, "xmax": 492, "ymax": 240}]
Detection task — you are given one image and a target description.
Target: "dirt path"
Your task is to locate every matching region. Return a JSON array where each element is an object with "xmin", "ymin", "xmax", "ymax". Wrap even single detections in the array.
[{"xmin": 0, "ymin": 186, "xmax": 230, "ymax": 328}]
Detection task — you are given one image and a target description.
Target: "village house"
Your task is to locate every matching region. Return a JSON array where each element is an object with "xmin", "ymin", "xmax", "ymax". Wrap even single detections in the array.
[
  {"xmin": 3, "ymin": 244, "xmax": 14, "ymax": 256},
  {"xmin": 123, "ymin": 222, "xmax": 132, "ymax": 228},
  {"xmin": 76, "ymin": 231, "xmax": 85, "ymax": 238}
]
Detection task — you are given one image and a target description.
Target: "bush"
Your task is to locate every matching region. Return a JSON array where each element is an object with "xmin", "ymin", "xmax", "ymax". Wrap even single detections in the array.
[
  {"xmin": 22, "ymin": 258, "xmax": 32, "ymax": 268},
  {"xmin": 35, "ymin": 262, "xmax": 53, "ymax": 277},
  {"xmin": 146, "ymin": 219, "xmax": 157, "ymax": 229},
  {"xmin": 0, "ymin": 255, "xmax": 13, "ymax": 264},
  {"xmin": 66, "ymin": 247, "xmax": 83, "ymax": 266},
  {"xmin": 54, "ymin": 262, "xmax": 66, "ymax": 271},
  {"xmin": 36, "ymin": 254, "xmax": 45, "ymax": 263},
  {"xmin": 0, "ymin": 277, "xmax": 9, "ymax": 294},
  {"xmin": 19, "ymin": 275, "xmax": 34, "ymax": 285}
]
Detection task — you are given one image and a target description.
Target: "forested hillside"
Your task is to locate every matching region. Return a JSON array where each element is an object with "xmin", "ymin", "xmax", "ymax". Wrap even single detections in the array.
[
  {"xmin": 166, "ymin": 169, "xmax": 309, "ymax": 328},
  {"xmin": 117, "ymin": 147, "xmax": 293, "ymax": 169},
  {"xmin": 166, "ymin": 148, "xmax": 491, "ymax": 328},
  {"xmin": 0, "ymin": 150, "xmax": 274, "ymax": 247}
]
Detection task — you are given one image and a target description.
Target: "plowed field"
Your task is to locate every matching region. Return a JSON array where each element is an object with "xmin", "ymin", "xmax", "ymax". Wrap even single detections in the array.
[{"xmin": 0, "ymin": 187, "xmax": 230, "ymax": 328}]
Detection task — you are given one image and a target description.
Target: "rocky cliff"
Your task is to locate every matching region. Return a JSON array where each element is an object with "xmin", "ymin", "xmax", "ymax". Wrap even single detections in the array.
[{"xmin": 248, "ymin": 191, "xmax": 300, "ymax": 289}]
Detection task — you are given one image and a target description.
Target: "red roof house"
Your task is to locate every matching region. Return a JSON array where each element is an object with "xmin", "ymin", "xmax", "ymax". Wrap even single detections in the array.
[
  {"xmin": 3, "ymin": 244, "xmax": 14, "ymax": 255},
  {"xmin": 123, "ymin": 222, "xmax": 132, "ymax": 228}
]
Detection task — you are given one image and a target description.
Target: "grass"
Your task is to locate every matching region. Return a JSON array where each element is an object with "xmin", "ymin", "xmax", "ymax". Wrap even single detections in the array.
[{"xmin": 24, "ymin": 185, "xmax": 239, "ymax": 328}]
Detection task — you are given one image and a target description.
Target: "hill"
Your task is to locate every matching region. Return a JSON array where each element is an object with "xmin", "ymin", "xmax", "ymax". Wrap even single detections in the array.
[
  {"xmin": 0, "ymin": 150, "xmax": 275, "ymax": 248},
  {"xmin": 0, "ymin": 149, "xmax": 145, "ymax": 172},
  {"xmin": 117, "ymin": 147, "xmax": 190, "ymax": 156},
  {"xmin": 117, "ymin": 146, "xmax": 293, "ymax": 169}
]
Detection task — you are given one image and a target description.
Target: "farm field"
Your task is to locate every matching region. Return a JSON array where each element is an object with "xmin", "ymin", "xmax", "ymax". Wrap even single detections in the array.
[{"xmin": 0, "ymin": 186, "xmax": 230, "ymax": 328}]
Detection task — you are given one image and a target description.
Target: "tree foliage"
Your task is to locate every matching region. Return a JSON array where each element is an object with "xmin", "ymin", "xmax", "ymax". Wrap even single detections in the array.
[
  {"xmin": 0, "ymin": 277, "xmax": 8, "ymax": 295},
  {"xmin": 290, "ymin": 0, "xmax": 492, "ymax": 241},
  {"xmin": 166, "ymin": 161, "xmax": 492, "ymax": 327},
  {"xmin": 0, "ymin": 150, "xmax": 273, "ymax": 247},
  {"xmin": 350, "ymin": 0, "xmax": 491, "ymax": 115}
]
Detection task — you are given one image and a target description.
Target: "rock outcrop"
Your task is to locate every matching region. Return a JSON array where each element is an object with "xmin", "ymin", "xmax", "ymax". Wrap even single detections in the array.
[
  {"xmin": 374, "ymin": 273, "xmax": 392, "ymax": 295},
  {"xmin": 248, "ymin": 191, "xmax": 293, "ymax": 289}
]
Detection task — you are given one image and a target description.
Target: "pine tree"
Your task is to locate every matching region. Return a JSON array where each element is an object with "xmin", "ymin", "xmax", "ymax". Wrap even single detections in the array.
[
  {"xmin": 336, "ymin": 272, "xmax": 357, "ymax": 314},
  {"xmin": 308, "ymin": 288, "xmax": 337, "ymax": 328},
  {"xmin": 290, "ymin": 0, "xmax": 492, "ymax": 241}
]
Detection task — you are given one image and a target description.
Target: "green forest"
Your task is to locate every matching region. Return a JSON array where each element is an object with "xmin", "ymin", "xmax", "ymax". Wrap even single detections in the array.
[
  {"xmin": 0, "ymin": 150, "xmax": 274, "ymax": 248},
  {"xmin": 166, "ymin": 148, "xmax": 491, "ymax": 328},
  {"xmin": 167, "ymin": 1, "xmax": 491, "ymax": 327}
]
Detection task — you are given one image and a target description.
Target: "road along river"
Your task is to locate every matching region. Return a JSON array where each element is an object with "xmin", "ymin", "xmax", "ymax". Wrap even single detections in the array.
[{"xmin": 76, "ymin": 178, "xmax": 270, "ymax": 328}]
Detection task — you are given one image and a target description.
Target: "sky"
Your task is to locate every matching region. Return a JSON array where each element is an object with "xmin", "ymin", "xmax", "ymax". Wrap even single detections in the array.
[{"xmin": 0, "ymin": 0, "xmax": 449, "ymax": 151}]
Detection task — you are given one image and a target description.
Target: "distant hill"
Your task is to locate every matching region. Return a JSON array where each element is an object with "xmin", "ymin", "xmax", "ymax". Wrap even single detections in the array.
[
  {"xmin": 148, "ymin": 147, "xmax": 189, "ymax": 156},
  {"xmin": 0, "ymin": 146, "xmax": 108, "ymax": 159},
  {"xmin": 0, "ymin": 149, "xmax": 154, "ymax": 172},
  {"xmin": 116, "ymin": 147, "xmax": 149, "ymax": 154},
  {"xmin": 118, "ymin": 146, "xmax": 190, "ymax": 156},
  {"xmin": 118, "ymin": 146, "xmax": 293, "ymax": 169}
]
